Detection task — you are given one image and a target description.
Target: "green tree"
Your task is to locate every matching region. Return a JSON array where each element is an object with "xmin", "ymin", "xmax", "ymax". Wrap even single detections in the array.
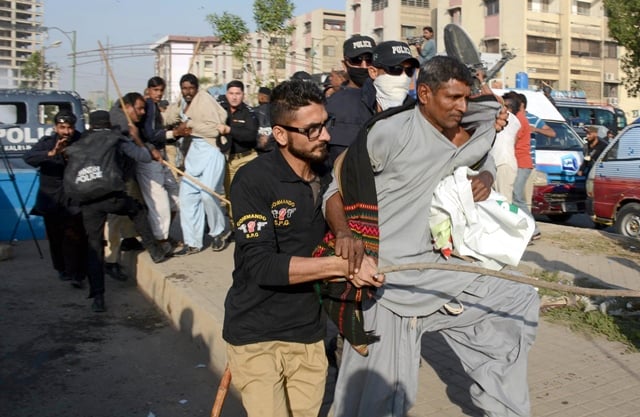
[
  {"xmin": 20, "ymin": 51, "xmax": 44, "ymax": 88},
  {"xmin": 604, "ymin": 0, "xmax": 640, "ymax": 96},
  {"xmin": 207, "ymin": 0, "xmax": 295, "ymax": 87}
]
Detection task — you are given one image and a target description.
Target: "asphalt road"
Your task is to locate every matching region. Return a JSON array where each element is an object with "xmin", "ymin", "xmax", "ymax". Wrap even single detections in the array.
[{"xmin": 0, "ymin": 242, "xmax": 245, "ymax": 417}]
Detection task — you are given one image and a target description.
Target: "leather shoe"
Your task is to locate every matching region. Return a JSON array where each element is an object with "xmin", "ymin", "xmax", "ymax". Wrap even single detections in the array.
[
  {"xmin": 92, "ymin": 294, "xmax": 106, "ymax": 313},
  {"xmin": 120, "ymin": 237, "xmax": 144, "ymax": 252}
]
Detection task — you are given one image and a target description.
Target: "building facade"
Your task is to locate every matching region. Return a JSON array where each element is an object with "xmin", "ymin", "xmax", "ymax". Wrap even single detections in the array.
[
  {"xmin": 342, "ymin": 0, "xmax": 639, "ymax": 119},
  {"xmin": 150, "ymin": 35, "xmax": 220, "ymax": 103},
  {"xmin": 0, "ymin": 0, "xmax": 51, "ymax": 89},
  {"xmin": 289, "ymin": 9, "xmax": 346, "ymax": 76}
]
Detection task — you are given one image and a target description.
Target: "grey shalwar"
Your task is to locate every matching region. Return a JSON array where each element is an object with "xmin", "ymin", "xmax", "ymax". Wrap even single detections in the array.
[{"xmin": 331, "ymin": 106, "xmax": 539, "ymax": 417}]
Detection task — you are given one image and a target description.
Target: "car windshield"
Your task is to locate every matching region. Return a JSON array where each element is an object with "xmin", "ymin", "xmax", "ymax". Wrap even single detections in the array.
[{"xmin": 534, "ymin": 121, "xmax": 585, "ymax": 151}]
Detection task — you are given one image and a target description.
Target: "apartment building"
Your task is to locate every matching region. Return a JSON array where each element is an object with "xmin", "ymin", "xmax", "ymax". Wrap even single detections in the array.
[
  {"xmin": 344, "ymin": 0, "xmax": 638, "ymax": 117},
  {"xmin": 289, "ymin": 9, "xmax": 346, "ymax": 76},
  {"xmin": 150, "ymin": 35, "xmax": 219, "ymax": 102},
  {"xmin": 0, "ymin": 0, "xmax": 46, "ymax": 88}
]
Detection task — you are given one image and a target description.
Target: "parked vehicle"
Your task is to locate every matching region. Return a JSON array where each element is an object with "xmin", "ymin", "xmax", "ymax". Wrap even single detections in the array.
[
  {"xmin": 493, "ymin": 88, "xmax": 586, "ymax": 222},
  {"xmin": 555, "ymin": 99, "xmax": 627, "ymax": 137},
  {"xmin": 0, "ymin": 89, "xmax": 86, "ymax": 240},
  {"xmin": 586, "ymin": 123, "xmax": 640, "ymax": 239}
]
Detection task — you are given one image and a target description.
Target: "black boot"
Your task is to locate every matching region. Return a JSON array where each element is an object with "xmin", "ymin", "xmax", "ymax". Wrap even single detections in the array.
[{"xmin": 92, "ymin": 294, "xmax": 106, "ymax": 313}]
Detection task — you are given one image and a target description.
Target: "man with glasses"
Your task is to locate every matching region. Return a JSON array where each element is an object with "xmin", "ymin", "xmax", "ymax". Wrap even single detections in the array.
[{"xmin": 222, "ymin": 79, "xmax": 382, "ymax": 417}]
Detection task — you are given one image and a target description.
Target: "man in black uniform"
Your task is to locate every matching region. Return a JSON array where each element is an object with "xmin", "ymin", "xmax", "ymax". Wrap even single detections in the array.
[
  {"xmin": 68, "ymin": 111, "xmax": 168, "ymax": 313},
  {"xmin": 23, "ymin": 110, "xmax": 87, "ymax": 288},
  {"xmin": 217, "ymin": 80, "xmax": 259, "ymax": 191},
  {"xmin": 222, "ymin": 79, "xmax": 382, "ymax": 417},
  {"xmin": 578, "ymin": 125, "xmax": 609, "ymax": 176}
]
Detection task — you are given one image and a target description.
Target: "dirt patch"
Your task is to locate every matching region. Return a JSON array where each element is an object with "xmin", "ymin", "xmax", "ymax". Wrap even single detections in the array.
[{"xmin": 542, "ymin": 228, "xmax": 640, "ymax": 262}]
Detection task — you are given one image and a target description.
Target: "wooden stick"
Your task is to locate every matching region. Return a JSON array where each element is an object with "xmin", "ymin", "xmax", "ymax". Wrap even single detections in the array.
[
  {"xmin": 210, "ymin": 365, "xmax": 232, "ymax": 417},
  {"xmin": 161, "ymin": 159, "xmax": 231, "ymax": 206},
  {"xmin": 97, "ymin": 41, "xmax": 131, "ymax": 126},
  {"xmin": 375, "ymin": 263, "xmax": 640, "ymax": 298},
  {"xmin": 188, "ymin": 39, "xmax": 202, "ymax": 74}
]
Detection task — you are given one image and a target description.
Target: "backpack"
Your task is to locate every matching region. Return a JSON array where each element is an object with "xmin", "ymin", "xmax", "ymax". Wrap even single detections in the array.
[{"xmin": 63, "ymin": 130, "xmax": 125, "ymax": 203}]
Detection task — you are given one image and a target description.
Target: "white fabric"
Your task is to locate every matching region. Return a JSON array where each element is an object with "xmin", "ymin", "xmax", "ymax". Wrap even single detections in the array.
[
  {"xmin": 430, "ymin": 166, "xmax": 535, "ymax": 270},
  {"xmin": 490, "ymin": 111, "xmax": 520, "ymax": 171},
  {"xmin": 373, "ymin": 73, "xmax": 411, "ymax": 111},
  {"xmin": 136, "ymin": 160, "xmax": 179, "ymax": 240}
]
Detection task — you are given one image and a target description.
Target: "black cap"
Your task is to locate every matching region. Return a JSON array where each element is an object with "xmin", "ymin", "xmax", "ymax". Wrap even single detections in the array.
[
  {"xmin": 372, "ymin": 41, "xmax": 420, "ymax": 68},
  {"xmin": 54, "ymin": 109, "xmax": 77, "ymax": 125},
  {"xmin": 291, "ymin": 71, "xmax": 312, "ymax": 81},
  {"xmin": 343, "ymin": 35, "xmax": 375, "ymax": 58},
  {"xmin": 258, "ymin": 86, "xmax": 271, "ymax": 96},
  {"xmin": 89, "ymin": 110, "xmax": 111, "ymax": 129}
]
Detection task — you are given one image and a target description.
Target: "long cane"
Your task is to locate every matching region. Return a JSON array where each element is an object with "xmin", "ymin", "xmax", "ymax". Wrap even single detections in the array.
[
  {"xmin": 161, "ymin": 160, "xmax": 231, "ymax": 207},
  {"xmin": 376, "ymin": 263, "xmax": 640, "ymax": 298},
  {"xmin": 210, "ymin": 365, "xmax": 232, "ymax": 417}
]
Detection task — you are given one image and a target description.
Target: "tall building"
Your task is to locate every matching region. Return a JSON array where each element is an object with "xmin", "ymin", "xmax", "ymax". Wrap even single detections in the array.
[
  {"xmin": 342, "ymin": 0, "xmax": 639, "ymax": 119},
  {"xmin": 0, "ymin": 0, "xmax": 48, "ymax": 88}
]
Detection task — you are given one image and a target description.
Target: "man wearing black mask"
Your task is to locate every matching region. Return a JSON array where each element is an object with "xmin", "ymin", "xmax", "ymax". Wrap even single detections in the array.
[{"xmin": 325, "ymin": 35, "xmax": 376, "ymax": 164}]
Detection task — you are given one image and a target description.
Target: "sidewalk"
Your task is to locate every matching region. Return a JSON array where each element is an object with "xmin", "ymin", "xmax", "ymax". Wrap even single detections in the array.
[{"xmin": 126, "ymin": 221, "xmax": 640, "ymax": 417}]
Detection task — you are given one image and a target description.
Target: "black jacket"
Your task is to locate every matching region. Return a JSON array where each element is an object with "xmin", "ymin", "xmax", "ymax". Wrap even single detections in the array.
[
  {"xmin": 223, "ymin": 149, "xmax": 330, "ymax": 346},
  {"xmin": 325, "ymin": 79, "xmax": 377, "ymax": 148},
  {"xmin": 221, "ymin": 102, "xmax": 259, "ymax": 155},
  {"xmin": 23, "ymin": 131, "xmax": 82, "ymax": 215}
]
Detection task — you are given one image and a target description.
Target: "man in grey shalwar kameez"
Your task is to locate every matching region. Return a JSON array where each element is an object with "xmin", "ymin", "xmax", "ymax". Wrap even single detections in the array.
[{"xmin": 327, "ymin": 56, "xmax": 539, "ymax": 417}]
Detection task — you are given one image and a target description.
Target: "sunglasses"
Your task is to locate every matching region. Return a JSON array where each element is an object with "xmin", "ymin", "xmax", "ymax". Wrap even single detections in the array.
[
  {"xmin": 346, "ymin": 54, "xmax": 373, "ymax": 66},
  {"xmin": 380, "ymin": 65, "xmax": 417, "ymax": 77},
  {"xmin": 276, "ymin": 116, "xmax": 335, "ymax": 141}
]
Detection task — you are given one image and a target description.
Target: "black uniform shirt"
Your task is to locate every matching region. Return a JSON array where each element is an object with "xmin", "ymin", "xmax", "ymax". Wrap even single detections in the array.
[
  {"xmin": 222, "ymin": 149, "xmax": 330, "ymax": 346},
  {"xmin": 224, "ymin": 102, "xmax": 259, "ymax": 155}
]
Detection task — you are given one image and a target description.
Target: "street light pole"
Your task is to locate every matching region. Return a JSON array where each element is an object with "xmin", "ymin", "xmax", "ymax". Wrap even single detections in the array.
[
  {"xmin": 42, "ymin": 26, "xmax": 77, "ymax": 92},
  {"xmin": 40, "ymin": 41, "xmax": 61, "ymax": 89}
]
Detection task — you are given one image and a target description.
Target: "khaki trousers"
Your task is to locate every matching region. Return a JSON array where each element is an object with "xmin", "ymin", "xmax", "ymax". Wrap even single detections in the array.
[{"xmin": 226, "ymin": 340, "xmax": 327, "ymax": 417}]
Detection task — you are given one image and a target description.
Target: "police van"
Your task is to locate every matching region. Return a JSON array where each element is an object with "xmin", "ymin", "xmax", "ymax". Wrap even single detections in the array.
[{"xmin": 0, "ymin": 89, "xmax": 86, "ymax": 240}]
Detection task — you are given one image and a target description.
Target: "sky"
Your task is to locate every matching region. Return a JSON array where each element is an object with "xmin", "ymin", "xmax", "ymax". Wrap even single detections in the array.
[{"xmin": 43, "ymin": 0, "xmax": 346, "ymax": 100}]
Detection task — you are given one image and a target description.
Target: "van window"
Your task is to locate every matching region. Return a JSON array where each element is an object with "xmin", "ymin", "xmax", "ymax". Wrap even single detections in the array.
[
  {"xmin": 616, "ymin": 127, "xmax": 640, "ymax": 160},
  {"xmin": 38, "ymin": 102, "xmax": 73, "ymax": 125},
  {"xmin": 0, "ymin": 102, "xmax": 27, "ymax": 124},
  {"xmin": 603, "ymin": 126, "xmax": 640, "ymax": 161}
]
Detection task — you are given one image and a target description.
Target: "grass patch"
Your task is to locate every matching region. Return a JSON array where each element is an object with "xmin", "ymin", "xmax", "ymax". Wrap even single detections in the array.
[
  {"xmin": 543, "ymin": 307, "xmax": 640, "ymax": 352},
  {"xmin": 531, "ymin": 268, "xmax": 640, "ymax": 351}
]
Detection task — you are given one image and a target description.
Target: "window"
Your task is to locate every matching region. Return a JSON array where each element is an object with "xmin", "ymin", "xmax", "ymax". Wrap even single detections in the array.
[
  {"xmin": 0, "ymin": 103, "xmax": 26, "ymax": 124},
  {"xmin": 204, "ymin": 60, "xmax": 213, "ymax": 70},
  {"xmin": 484, "ymin": 39, "xmax": 500, "ymax": 53},
  {"xmin": 485, "ymin": 0, "xmax": 499, "ymax": 16},
  {"xmin": 232, "ymin": 69, "xmax": 243, "ymax": 79},
  {"xmin": 528, "ymin": 0, "xmax": 550, "ymax": 13},
  {"xmin": 304, "ymin": 47, "xmax": 312, "ymax": 59},
  {"xmin": 605, "ymin": 42, "xmax": 618, "ymax": 59},
  {"xmin": 401, "ymin": 0, "xmax": 430, "ymax": 7},
  {"xmin": 527, "ymin": 36, "xmax": 558, "ymax": 55},
  {"xmin": 256, "ymin": 39, "xmax": 262, "ymax": 49},
  {"xmin": 323, "ymin": 19, "xmax": 345, "ymax": 31},
  {"xmin": 276, "ymin": 58, "xmax": 286, "ymax": 70},
  {"xmin": 372, "ymin": 0, "xmax": 388, "ymax": 11},
  {"xmin": 323, "ymin": 45, "xmax": 336, "ymax": 57},
  {"xmin": 571, "ymin": 38, "xmax": 601, "ymax": 58},
  {"xmin": 304, "ymin": 21, "xmax": 311, "ymax": 34},
  {"xmin": 401, "ymin": 25, "xmax": 417, "ymax": 39},
  {"xmin": 575, "ymin": 1, "xmax": 590, "ymax": 16},
  {"xmin": 373, "ymin": 28, "xmax": 384, "ymax": 42},
  {"xmin": 39, "ymin": 103, "xmax": 70, "ymax": 125},
  {"xmin": 256, "ymin": 61, "xmax": 262, "ymax": 72}
]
